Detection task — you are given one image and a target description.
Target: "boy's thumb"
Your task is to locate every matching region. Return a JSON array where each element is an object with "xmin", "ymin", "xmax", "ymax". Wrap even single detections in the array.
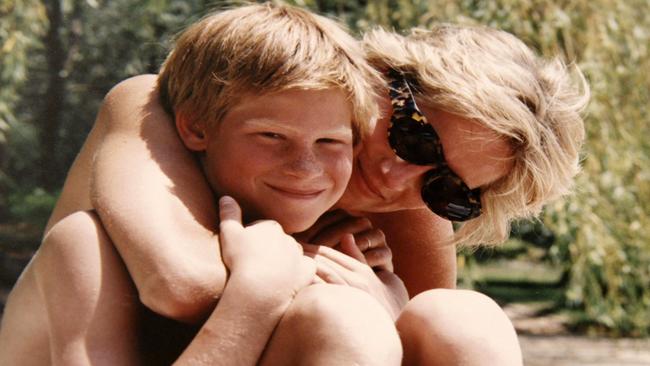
[{"xmin": 219, "ymin": 196, "xmax": 243, "ymax": 228}]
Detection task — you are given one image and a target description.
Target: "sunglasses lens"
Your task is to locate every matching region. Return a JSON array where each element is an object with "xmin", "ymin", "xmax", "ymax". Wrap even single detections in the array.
[
  {"xmin": 389, "ymin": 118, "xmax": 441, "ymax": 165},
  {"xmin": 421, "ymin": 173, "xmax": 480, "ymax": 221}
]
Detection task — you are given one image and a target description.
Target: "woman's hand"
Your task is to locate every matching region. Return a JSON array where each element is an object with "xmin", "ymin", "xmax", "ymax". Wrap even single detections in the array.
[
  {"xmin": 295, "ymin": 210, "xmax": 394, "ymax": 272},
  {"xmin": 303, "ymin": 235, "xmax": 409, "ymax": 320},
  {"xmin": 219, "ymin": 196, "xmax": 317, "ymax": 300}
]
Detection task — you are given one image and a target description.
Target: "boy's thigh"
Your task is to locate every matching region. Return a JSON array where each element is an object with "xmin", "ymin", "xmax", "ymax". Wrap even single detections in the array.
[{"xmin": 35, "ymin": 210, "xmax": 141, "ymax": 365}]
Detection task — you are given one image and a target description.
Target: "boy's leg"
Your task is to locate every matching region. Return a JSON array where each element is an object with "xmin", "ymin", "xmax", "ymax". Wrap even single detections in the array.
[
  {"xmin": 258, "ymin": 284, "xmax": 403, "ymax": 366},
  {"xmin": 396, "ymin": 289, "xmax": 523, "ymax": 366},
  {"xmin": 0, "ymin": 259, "xmax": 52, "ymax": 364},
  {"xmin": 34, "ymin": 211, "xmax": 141, "ymax": 366}
]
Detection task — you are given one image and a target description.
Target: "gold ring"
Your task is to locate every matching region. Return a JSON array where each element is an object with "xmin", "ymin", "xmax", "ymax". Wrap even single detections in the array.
[{"xmin": 364, "ymin": 237, "xmax": 372, "ymax": 251}]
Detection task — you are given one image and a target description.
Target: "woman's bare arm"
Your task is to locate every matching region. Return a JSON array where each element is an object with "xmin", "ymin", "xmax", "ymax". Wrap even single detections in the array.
[
  {"xmin": 91, "ymin": 75, "xmax": 226, "ymax": 322},
  {"xmin": 369, "ymin": 208, "xmax": 456, "ymax": 296}
]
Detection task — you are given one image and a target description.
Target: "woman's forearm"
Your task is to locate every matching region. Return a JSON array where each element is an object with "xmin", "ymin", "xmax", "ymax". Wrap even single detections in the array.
[{"xmin": 91, "ymin": 75, "xmax": 226, "ymax": 322}]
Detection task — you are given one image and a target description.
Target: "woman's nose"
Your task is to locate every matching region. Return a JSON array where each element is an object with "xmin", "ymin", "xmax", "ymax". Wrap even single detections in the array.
[{"xmin": 378, "ymin": 156, "xmax": 432, "ymax": 190}]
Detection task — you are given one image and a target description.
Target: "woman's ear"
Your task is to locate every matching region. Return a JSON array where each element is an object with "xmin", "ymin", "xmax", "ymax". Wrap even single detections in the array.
[{"xmin": 176, "ymin": 112, "xmax": 208, "ymax": 151}]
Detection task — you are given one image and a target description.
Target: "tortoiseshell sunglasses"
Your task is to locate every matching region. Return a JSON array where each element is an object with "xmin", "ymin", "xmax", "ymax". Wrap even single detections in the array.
[{"xmin": 387, "ymin": 69, "xmax": 482, "ymax": 221}]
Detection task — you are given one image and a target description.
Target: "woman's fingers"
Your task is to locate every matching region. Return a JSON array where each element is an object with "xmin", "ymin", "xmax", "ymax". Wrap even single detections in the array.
[
  {"xmin": 303, "ymin": 243, "xmax": 364, "ymax": 272},
  {"xmin": 339, "ymin": 233, "xmax": 367, "ymax": 264},
  {"xmin": 347, "ymin": 229, "xmax": 393, "ymax": 272},
  {"xmin": 364, "ymin": 247, "xmax": 393, "ymax": 272},
  {"xmin": 297, "ymin": 213, "xmax": 372, "ymax": 247},
  {"xmin": 294, "ymin": 210, "xmax": 350, "ymax": 243},
  {"xmin": 352, "ymin": 228, "xmax": 385, "ymax": 252},
  {"xmin": 303, "ymin": 250, "xmax": 348, "ymax": 285},
  {"xmin": 311, "ymin": 217, "xmax": 373, "ymax": 246}
]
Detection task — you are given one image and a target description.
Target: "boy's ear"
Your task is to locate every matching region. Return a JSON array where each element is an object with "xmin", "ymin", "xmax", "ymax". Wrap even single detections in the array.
[{"xmin": 176, "ymin": 112, "xmax": 208, "ymax": 151}]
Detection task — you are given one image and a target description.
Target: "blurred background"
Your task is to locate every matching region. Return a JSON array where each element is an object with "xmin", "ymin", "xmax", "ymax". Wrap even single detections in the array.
[{"xmin": 1, "ymin": 0, "xmax": 649, "ymax": 363}]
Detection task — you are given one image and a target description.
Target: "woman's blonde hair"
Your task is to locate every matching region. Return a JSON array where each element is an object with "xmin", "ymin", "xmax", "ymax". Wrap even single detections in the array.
[
  {"xmin": 364, "ymin": 25, "xmax": 590, "ymax": 246},
  {"xmin": 158, "ymin": 2, "xmax": 382, "ymax": 140}
]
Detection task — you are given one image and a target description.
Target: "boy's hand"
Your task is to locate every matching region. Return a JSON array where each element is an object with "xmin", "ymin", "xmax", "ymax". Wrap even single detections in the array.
[
  {"xmin": 303, "ymin": 236, "xmax": 409, "ymax": 320},
  {"xmin": 219, "ymin": 196, "xmax": 317, "ymax": 299},
  {"xmin": 295, "ymin": 210, "xmax": 393, "ymax": 272}
]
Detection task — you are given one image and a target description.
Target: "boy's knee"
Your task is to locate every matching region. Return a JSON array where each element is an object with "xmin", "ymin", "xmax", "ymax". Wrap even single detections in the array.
[
  {"xmin": 42, "ymin": 211, "xmax": 106, "ymax": 249},
  {"xmin": 282, "ymin": 284, "xmax": 402, "ymax": 364},
  {"xmin": 289, "ymin": 284, "xmax": 393, "ymax": 330},
  {"xmin": 34, "ymin": 211, "xmax": 140, "ymax": 365},
  {"xmin": 35, "ymin": 210, "xmax": 124, "ymax": 302},
  {"xmin": 397, "ymin": 289, "xmax": 522, "ymax": 366}
]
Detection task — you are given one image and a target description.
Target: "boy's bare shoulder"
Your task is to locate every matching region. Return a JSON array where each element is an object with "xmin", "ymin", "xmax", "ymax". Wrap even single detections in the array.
[
  {"xmin": 105, "ymin": 74, "xmax": 158, "ymax": 99},
  {"xmin": 100, "ymin": 74, "xmax": 160, "ymax": 129},
  {"xmin": 96, "ymin": 74, "xmax": 181, "ymax": 158}
]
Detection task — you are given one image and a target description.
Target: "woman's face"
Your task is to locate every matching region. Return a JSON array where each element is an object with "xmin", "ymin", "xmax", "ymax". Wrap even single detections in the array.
[{"xmin": 336, "ymin": 93, "xmax": 514, "ymax": 216}]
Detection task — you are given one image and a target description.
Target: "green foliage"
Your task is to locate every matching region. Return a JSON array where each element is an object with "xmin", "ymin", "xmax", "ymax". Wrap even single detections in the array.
[
  {"xmin": 539, "ymin": 0, "xmax": 650, "ymax": 336},
  {"xmin": 0, "ymin": 0, "xmax": 47, "ymax": 129},
  {"xmin": 3, "ymin": 0, "xmax": 210, "ymax": 192},
  {"xmin": 7, "ymin": 188, "xmax": 58, "ymax": 228},
  {"xmin": 0, "ymin": 0, "xmax": 47, "ymax": 198}
]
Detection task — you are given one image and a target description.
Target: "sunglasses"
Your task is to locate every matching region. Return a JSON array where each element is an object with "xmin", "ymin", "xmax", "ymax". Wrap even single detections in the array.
[{"xmin": 387, "ymin": 69, "xmax": 482, "ymax": 221}]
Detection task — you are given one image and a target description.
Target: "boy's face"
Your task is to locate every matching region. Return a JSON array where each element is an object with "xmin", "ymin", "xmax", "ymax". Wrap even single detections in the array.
[{"xmin": 200, "ymin": 88, "xmax": 354, "ymax": 234}]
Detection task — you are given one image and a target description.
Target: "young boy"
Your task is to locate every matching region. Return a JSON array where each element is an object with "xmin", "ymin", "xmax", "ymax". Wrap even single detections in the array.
[{"xmin": 0, "ymin": 3, "xmax": 403, "ymax": 365}]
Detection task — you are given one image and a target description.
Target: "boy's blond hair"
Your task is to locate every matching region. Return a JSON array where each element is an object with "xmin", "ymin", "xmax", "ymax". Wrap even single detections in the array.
[
  {"xmin": 363, "ymin": 25, "xmax": 589, "ymax": 246},
  {"xmin": 158, "ymin": 2, "xmax": 381, "ymax": 140}
]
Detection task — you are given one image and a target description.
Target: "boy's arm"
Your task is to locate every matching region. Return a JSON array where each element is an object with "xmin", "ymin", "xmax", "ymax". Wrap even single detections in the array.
[
  {"xmin": 174, "ymin": 197, "xmax": 316, "ymax": 365},
  {"xmin": 369, "ymin": 208, "xmax": 456, "ymax": 296},
  {"xmin": 173, "ymin": 273, "xmax": 293, "ymax": 366},
  {"xmin": 91, "ymin": 75, "xmax": 226, "ymax": 323}
]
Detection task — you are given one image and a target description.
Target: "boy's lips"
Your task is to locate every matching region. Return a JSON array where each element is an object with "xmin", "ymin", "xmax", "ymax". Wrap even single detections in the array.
[{"xmin": 265, "ymin": 184, "xmax": 326, "ymax": 199}]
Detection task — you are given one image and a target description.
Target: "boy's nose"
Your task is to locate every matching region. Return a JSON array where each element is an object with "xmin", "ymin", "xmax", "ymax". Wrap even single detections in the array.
[
  {"xmin": 284, "ymin": 149, "xmax": 323, "ymax": 178},
  {"xmin": 378, "ymin": 156, "xmax": 432, "ymax": 191}
]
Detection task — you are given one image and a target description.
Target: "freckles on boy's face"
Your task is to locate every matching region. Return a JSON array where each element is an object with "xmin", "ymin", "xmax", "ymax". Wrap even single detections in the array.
[{"xmin": 201, "ymin": 88, "xmax": 354, "ymax": 234}]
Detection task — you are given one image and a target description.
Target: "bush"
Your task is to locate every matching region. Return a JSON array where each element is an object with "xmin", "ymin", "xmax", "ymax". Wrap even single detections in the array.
[{"xmin": 7, "ymin": 188, "xmax": 58, "ymax": 229}]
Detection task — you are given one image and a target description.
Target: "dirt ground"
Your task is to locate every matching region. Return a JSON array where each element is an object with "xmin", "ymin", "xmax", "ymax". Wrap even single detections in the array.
[
  {"xmin": 505, "ymin": 303, "xmax": 650, "ymax": 366},
  {"xmin": 519, "ymin": 335, "xmax": 650, "ymax": 366}
]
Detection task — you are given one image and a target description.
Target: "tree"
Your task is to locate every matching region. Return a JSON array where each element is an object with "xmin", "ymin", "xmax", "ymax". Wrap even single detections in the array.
[{"xmin": 0, "ymin": 0, "xmax": 48, "ymax": 218}]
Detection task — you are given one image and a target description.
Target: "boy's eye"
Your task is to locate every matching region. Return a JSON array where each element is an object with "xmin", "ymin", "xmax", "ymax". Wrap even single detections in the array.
[
  {"xmin": 317, "ymin": 138, "xmax": 339, "ymax": 144},
  {"xmin": 317, "ymin": 137, "xmax": 350, "ymax": 145},
  {"xmin": 259, "ymin": 132, "xmax": 283, "ymax": 139}
]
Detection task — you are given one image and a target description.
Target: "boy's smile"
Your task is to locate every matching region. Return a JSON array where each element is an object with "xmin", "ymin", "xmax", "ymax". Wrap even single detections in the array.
[{"xmin": 194, "ymin": 88, "xmax": 354, "ymax": 234}]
